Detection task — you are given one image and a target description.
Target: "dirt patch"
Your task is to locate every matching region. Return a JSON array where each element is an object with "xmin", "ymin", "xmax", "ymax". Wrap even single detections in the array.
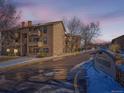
[
  {"xmin": 0, "ymin": 52, "xmax": 91, "ymax": 80},
  {"xmin": 0, "ymin": 56, "xmax": 18, "ymax": 62}
]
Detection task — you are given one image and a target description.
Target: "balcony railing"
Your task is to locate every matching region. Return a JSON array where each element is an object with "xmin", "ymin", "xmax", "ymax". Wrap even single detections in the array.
[
  {"xmin": 28, "ymin": 42, "xmax": 43, "ymax": 47},
  {"xmin": 29, "ymin": 31, "xmax": 41, "ymax": 36},
  {"xmin": 38, "ymin": 42, "xmax": 43, "ymax": 47}
]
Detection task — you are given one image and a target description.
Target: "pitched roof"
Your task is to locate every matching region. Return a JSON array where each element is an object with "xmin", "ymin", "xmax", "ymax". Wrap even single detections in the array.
[
  {"xmin": 112, "ymin": 35, "xmax": 124, "ymax": 43},
  {"xmin": 0, "ymin": 21, "xmax": 66, "ymax": 32}
]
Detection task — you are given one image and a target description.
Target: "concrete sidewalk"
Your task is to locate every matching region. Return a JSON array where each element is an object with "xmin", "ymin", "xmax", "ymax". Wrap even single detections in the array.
[
  {"xmin": 0, "ymin": 54, "xmax": 74, "ymax": 68},
  {"xmin": 0, "ymin": 56, "xmax": 57, "ymax": 68},
  {"xmin": 0, "ymin": 57, "xmax": 33, "ymax": 68},
  {"xmin": 0, "ymin": 51, "xmax": 92, "ymax": 69}
]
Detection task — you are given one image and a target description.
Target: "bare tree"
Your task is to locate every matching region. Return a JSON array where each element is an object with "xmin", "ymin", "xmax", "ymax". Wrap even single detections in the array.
[
  {"xmin": 80, "ymin": 22, "xmax": 100, "ymax": 50},
  {"xmin": 64, "ymin": 16, "xmax": 101, "ymax": 52},
  {"xmin": 0, "ymin": 0, "xmax": 20, "ymax": 30},
  {"xmin": 66, "ymin": 16, "xmax": 81, "ymax": 35},
  {"xmin": 0, "ymin": 0, "xmax": 20, "ymax": 54},
  {"xmin": 64, "ymin": 17, "xmax": 81, "ymax": 52}
]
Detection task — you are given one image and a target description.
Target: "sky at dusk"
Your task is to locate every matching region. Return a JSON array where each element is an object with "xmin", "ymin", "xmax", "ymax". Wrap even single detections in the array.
[{"xmin": 11, "ymin": 0, "xmax": 124, "ymax": 42}]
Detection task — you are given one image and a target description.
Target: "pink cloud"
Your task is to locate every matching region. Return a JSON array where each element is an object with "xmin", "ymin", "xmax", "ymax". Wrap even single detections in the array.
[
  {"xmin": 18, "ymin": 5, "xmax": 93, "ymax": 24},
  {"xmin": 17, "ymin": 4, "xmax": 124, "ymax": 42}
]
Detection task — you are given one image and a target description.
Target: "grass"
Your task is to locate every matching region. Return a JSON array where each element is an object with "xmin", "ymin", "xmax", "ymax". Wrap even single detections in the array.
[
  {"xmin": 0, "ymin": 56, "xmax": 19, "ymax": 62},
  {"xmin": 0, "ymin": 52, "xmax": 91, "ymax": 80}
]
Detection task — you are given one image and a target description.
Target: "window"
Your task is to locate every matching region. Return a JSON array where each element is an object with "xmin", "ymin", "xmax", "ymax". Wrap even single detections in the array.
[
  {"xmin": 33, "ymin": 48, "xmax": 39, "ymax": 53},
  {"xmin": 15, "ymin": 39, "xmax": 19, "ymax": 42},
  {"xmin": 65, "ymin": 42, "xmax": 68, "ymax": 45},
  {"xmin": 43, "ymin": 48, "xmax": 49, "ymax": 53},
  {"xmin": 23, "ymin": 34, "xmax": 27, "ymax": 38},
  {"xmin": 39, "ymin": 27, "xmax": 42, "ymax": 31},
  {"xmin": 43, "ymin": 26, "xmax": 47, "ymax": 33},
  {"xmin": 43, "ymin": 37, "xmax": 47, "ymax": 44},
  {"xmin": 15, "ymin": 33, "xmax": 19, "ymax": 38},
  {"xmin": 33, "ymin": 38, "xmax": 39, "ymax": 42}
]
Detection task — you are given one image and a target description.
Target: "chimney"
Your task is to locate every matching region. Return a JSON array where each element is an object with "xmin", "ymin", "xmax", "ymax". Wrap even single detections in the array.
[
  {"xmin": 28, "ymin": 21, "xmax": 32, "ymax": 27},
  {"xmin": 22, "ymin": 21, "xmax": 25, "ymax": 28}
]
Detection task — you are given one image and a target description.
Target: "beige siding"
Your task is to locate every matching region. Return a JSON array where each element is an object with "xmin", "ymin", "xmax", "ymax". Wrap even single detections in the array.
[
  {"xmin": 47, "ymin": 25, "xmax": 53, "ymax": 56},
  {"xmin": 2, "ymin": 21, "xmax": 81, "ymax": 57},
  {"xmin": 52, "ymin": 23, "xmax": 65, "ymax": 56}
]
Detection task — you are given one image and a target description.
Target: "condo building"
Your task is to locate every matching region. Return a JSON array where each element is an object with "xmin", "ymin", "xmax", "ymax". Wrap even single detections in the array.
[
  {"xmin": 64, "ymin": 34, "xmax": 81, "ymax": 53},
  {"xmin": 1, "ymin": 21, "xmax": 81, "ymax": 57}
]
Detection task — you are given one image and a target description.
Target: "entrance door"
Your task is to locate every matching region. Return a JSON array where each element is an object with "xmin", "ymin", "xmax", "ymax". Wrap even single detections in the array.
[{"xmin": 22, "ymin": 33, "xmax": 28, "ymax": 56}]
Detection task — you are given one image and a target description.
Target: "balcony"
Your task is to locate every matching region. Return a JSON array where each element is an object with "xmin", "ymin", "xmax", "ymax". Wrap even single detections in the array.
[
  {"xmin": 15, "ymin": 42, "xmax": 20, "ymax": 46},
  {"xmin": 29, "ymin": 31, "xmax": 41, "ymax": 36},
  {"xmin": 28, "ymin": 42, "xmax": 43, "ymax": 47},
  {"xmin": 38, "ymin": 42, "xmax": 43, "ymax": 47}
]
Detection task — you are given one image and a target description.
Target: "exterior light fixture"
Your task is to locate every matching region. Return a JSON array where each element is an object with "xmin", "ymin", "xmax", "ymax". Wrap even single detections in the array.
[
  {"xmin": 6, "ymin": 49, "xmax": 10, "ymax": 52},
  {"xmin": 14, "ymin": 49, "xmax": 18, "ymax": 56}
]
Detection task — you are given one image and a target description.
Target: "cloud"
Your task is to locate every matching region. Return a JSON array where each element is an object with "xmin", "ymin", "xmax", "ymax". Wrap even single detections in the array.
[
  {"xmin": 17, "ymin": 2, "xmax": 91, "ymax": 23},
  {"xmin": 14, "ymin": 0, "xmax": 124, "ymax": 23},
  {"xmin": 12, "ymin": 0, "xmax": 124, "ymax": 41},
  {"xmin": 102, "ymin": 10, "xmax": 124, "ymax": 19},
  {"xmin": 12, "ymin": 0, "xmax": 35, "ymax": 7},
  {"xmin": 85, "ymin": 9, "xmax": 124, "ymax": 26}
]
